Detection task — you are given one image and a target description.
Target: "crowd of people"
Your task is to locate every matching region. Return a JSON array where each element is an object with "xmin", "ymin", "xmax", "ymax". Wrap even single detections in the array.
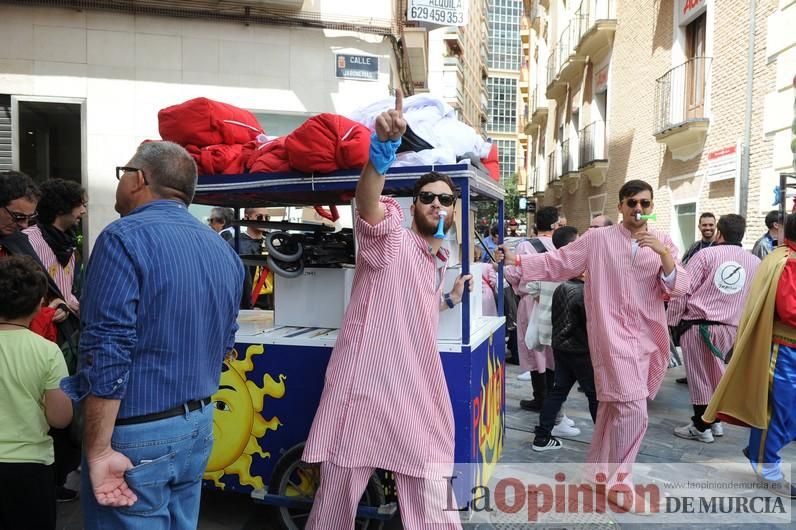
[
  {"xmin": 487, "ymin": 187, "xmax": 796, "ymax": 507},
  {"xmin": 0, "ymin": 88, "xmax": 794, "ymax": 528}
]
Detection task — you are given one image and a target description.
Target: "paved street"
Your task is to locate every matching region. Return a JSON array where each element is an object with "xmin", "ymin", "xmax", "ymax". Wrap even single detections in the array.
[{"xmin": 56, "ymin": 362, "xmax": 796, "ymax": 529}]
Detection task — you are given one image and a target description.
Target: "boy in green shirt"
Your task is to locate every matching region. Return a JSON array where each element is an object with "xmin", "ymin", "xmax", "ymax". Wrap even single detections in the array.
[{"xmin": 0, "ymin": 256, "xmax": 72, "ymax": 529}]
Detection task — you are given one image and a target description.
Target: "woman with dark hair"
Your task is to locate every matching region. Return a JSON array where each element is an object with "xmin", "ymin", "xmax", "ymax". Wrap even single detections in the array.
[
  {"xmin": 23, "ymin": 178, "xmax": 86, "ymax": 315},
  {"xmin": 22, "ymin": 178, "xmax": 85, "ymax": 503}
]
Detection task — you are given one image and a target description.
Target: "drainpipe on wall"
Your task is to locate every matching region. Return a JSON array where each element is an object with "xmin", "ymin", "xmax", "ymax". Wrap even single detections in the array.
[{"xmin": 739, "ymin": 0, "xmax": 757, "ymax": 219}]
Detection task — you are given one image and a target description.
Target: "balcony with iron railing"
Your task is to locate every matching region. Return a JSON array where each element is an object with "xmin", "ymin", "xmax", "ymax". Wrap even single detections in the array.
[
  {"xmin": 653, "ymin": 57, "xmax": 712, "ymax": 161},
  {"xmin": 545, "ymin": 49, "xmax": 567, "ymax": 100},
  {"xmin": 578, "ymin": 121, "xmax": 609, "ymax": 186},
  {"xmin": 557, "ymin": 22, "xmax": 587, "ymax": 85},
  {"xmin": 574, "ymin": 0, "xmax": 617, "ymax": 62},
  {"xmin": 532, "ymin": 162, "xmax": 546, "ymax": 197},
  {"xmin": 547, "ymin": 149, "xmax": 562, "ymax": 186},
  {"xmin": 531, "ymin": 86, "xmax": 549, "ymax": 125}
]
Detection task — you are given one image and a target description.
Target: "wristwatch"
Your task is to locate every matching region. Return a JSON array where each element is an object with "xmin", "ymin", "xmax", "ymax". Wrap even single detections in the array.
[{"xmin": 443, "ymin": 292, "xmax": 455, "ymax": 309}]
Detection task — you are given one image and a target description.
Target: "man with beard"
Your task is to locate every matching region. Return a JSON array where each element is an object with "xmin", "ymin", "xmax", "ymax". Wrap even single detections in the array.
[
  {"xmin": 704, "ymin": 213, "xmax": 796, "ymax": 498},
  {"xmin": 23, "ymin": 178, "xmax": 86, "ymax": 502},
  {"xmin": 24, "ymin": 178, "xmax": 86, "ymax": 315},
  {"xmin": 681, "ymin": 212, "xmax": 716, "ymax": 265},
  {"xmin": 667, "ymin": 214, "xmax": 759, "ymax": 443},
  {"xmin": 303, "ymin": 90, "xmax": 471, "ymax": 529}
]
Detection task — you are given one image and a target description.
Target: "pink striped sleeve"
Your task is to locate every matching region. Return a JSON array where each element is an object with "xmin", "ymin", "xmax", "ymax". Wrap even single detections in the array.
[
  {"xmin": 355, "ymin": 196, "xmax": 403, "ymax": 270},
  {"xmin": 660, "ymin": 233, "xmax": 689, "ymax": 298},
  {"xmin": 504, "ymin": 240, "xmax": 533, "ymax": 291},
  {"xmin": 518, "ymin": 232, "xmax": 590, "ymax": 283}
]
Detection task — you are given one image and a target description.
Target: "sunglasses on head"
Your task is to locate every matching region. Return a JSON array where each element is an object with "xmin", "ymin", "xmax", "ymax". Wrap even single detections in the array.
[
  {"xmin": 624, "ymin": 198, "xmax": 652, "ymax": 209},
  {"xmin": 415, "ymin": 191, "xmax": 456, "ymax": 207}
]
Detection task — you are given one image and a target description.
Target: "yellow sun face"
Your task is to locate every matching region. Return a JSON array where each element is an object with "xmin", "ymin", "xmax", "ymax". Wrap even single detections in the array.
[{"xmin": 204, "ymin": 344, "xmax": 286, "ymax": 490}]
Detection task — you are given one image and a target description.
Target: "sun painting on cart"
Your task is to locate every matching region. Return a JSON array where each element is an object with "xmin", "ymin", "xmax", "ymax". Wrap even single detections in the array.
[{"xmin": 203, "ymin": 344, "xmax": 286, "ymax": 490}]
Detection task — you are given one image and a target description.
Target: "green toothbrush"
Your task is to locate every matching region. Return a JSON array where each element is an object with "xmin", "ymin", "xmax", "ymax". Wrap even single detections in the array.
[{"xmin": 634, "ymin": 212, "xmax": 657, "ymax": 222}]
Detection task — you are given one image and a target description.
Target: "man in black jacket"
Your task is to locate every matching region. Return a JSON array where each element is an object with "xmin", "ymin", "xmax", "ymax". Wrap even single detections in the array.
[{"xmin": 532, "ymin": 226, "xmax": 599, "ymax": 452}]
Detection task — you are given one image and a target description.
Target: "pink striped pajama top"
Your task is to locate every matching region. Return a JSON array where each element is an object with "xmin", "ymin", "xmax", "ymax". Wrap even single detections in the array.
[
  {"xmin": 666, "ymin": 244, "xmax": 760, "ymax": 327},
  {"xmin": 518, "ymin": 225, "xmax": 689, "ymax": 402},
  {"xmin": 23, "ymin": 225, "xmax": 79, "ymax": 312},
  {"xmin": 303, "ymin": 197, "xmax": 455, "ymax": 477}
]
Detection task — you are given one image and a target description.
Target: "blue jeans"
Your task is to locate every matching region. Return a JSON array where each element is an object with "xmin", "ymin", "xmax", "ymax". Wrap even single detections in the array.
[
  {"xmin": 81, "ymin": 403, "xmax": 214, "ymax": 530},
  {"xmin": 748, "ymin": 343, "xmax": 796, "ymax": 481}
]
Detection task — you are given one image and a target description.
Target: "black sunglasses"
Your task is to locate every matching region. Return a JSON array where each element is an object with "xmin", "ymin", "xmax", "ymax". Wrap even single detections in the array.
[
  {"xmin": 3, "ymin": 206, "xmax": 38, "ymax": 224},
  {"xmin": 116, "ymin": 166, "xmax": 149, "ymax": 185},
  {"xmin": 415, "ymin": 191, "xmax": 456, "ymax": 207},
  {"xmin": 624, "ymin": 198, "xmax": 652, "ymax": 209},
  {"xmin": 208, "ymin": 217, "xmax": 224, "ymax": 223}
]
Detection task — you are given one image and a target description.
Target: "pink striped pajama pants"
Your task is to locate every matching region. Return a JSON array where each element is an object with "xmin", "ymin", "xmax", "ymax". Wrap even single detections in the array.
[
  {"xmin": 585, "ymin": 399, "xmax": 648, "ymax": 487},
  {"xmin": 306, "ymin": 462, "xmax": 463, "ymax": 530},
  {"xmin": 680, "ymin": 325, "xmax": 735, "ymax": 405}
]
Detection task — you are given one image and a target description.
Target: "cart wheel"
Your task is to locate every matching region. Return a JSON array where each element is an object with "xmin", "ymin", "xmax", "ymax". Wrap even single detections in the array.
[
  {"xmin": 268, "ymin": 443, "xmax": 385, "ymax": 530},
  {"xmin": 266, "ymin": 232, "xmax": 304, "ymax": 262},
  {"xmin": 267, "ymin": 255, "xmax": 304, "ymax": 278}
]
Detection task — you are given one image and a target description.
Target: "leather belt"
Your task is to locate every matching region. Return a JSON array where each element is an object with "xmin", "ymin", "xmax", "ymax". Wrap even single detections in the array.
[{"xmin": 115, "ymin": 396, "xmax": 212, "ymax": 426}]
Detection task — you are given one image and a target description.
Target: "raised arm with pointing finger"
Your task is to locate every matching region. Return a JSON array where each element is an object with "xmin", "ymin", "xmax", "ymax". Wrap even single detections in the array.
[{"xmin": 356, "ymin": 88, "xmax": 406, "ymax": 226}]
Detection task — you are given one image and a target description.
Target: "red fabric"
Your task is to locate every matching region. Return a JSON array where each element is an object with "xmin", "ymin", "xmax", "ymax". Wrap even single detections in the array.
[
  {"xmin": 776, "ymin": 241, "xmax": 796, "ymax": 328},
  {"xmin": 480, "ymin": 143, "xmax": 500, "ymax": 182},
  {"xmin": 246, "ymin": 137, "xmax": 291, "ymax": 173},
  {"xmin": 29, "ymin": 307, "xmax": 57, "ymax": 343},
  {"xmin": 158, "ymin": 97, "xmax": 264, "ymax": 147},
  {"xmin": 285, "ymin": 114, "xmax": 370, "ymax": 173},
  {"xmin": 314, "ymin": 205, "xmax": 340, "ymax": 222},
  {"xmin": 186, "ymin": 144, "xmax": 247, "ymax": 176}
]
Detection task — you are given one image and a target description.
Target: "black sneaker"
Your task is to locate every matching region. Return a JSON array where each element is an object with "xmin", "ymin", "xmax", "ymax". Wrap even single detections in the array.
[
  {"xmin": 56, "ymin": 486, "xmax": 78, "ymax": 503},
  {"xmin": 676, "ymin": 377, "xmax": 688, "ymax": 384},
  {"xmin": 532, "ymin": 437, "xmax": 562, "ymax": 452},
  {"xmin": 520, "ymin": 399, "xmax": 543, "ymax": 412}
]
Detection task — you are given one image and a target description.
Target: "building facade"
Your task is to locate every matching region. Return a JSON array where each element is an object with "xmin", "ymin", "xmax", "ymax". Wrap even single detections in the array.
[
  {"xmin": 0, "ymin": 0, "xmax": 429, "ymax": 247},
  {"xmin": 486, "ymin": 0, "xmax": 523, "ymax": 187},
  {"xmin": 425, "ymin": 0, "xmax": 490, "ymax": 132},
  {"xmin": 523, "ymin": 0, "xmax": 794, "ymax": 249}
]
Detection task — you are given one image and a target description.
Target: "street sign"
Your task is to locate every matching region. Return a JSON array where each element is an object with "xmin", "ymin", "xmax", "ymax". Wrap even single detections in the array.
[
  {"xmin": 335, "ymin": 54, "xmax": 379, "ymax": 82},
  {"xmin": 407, "ymin": 0, "xmax": 468, "ymax": 26},
  {"xmin": 705, "ymin": 144, "xmax": 738, "ymax": 182}
]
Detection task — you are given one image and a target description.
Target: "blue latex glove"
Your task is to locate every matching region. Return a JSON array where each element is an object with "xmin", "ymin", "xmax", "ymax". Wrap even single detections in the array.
[{"xmin": 369, "ymin": 132, "xmax": 402, "ymax": 175}]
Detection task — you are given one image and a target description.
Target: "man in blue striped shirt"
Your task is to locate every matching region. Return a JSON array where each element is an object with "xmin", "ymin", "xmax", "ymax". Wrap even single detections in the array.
[{"xmin": 62, "ymin": 141, "xmax": 244, "ymax": 529}]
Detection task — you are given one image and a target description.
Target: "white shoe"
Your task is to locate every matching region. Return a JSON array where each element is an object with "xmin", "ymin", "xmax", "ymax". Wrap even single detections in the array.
[
  {"xmin": 710, "ymin": 422, "xmax": 724, "ymax": 437},
  {"xmin": 560, "ymin": 414, "xmax": 575, "ymax": 427},
  {"xmin": 673, "ymin": 422, "xmax": 714, "ymax": 443},
  {"xmin": 517, "ymin": 371, "xmax": 531, "ymax": 381},
  {"xmin": 551, "ymin": 422, "xmax": 581, "ymax": 437}
]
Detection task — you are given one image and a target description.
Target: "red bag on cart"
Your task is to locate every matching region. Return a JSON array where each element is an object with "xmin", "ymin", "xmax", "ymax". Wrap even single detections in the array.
[
  {"xmin": 481, "ymin": 143, "xmax": 500, "ymax": 182},
  {"xmin": 285, "ymin": 113, "xmax": 370, "ymax": 173},
  {"xmin": 246, "ymin": 137, "xmax": 291, "ymax": 173},
  {"xmin": 158, "ymin": 97, "xmax": 264, "ymax": 147},
  {"xmin": 186, "ymin": 144, "xmax": 248, "ymax": 175}
]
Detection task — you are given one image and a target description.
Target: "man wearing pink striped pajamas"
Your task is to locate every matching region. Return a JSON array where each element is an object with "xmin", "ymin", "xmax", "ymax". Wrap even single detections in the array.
[
  {"xmin": 504, "ymin": 180, "xmax": 688, "ymax": 509},
  {"xmin": 303, "ymin": 91, "xmax": 468, "ymax": 529},
  {"xmin": 667, "ymin": 214, "xmax": 760, "ymax": 443}
]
